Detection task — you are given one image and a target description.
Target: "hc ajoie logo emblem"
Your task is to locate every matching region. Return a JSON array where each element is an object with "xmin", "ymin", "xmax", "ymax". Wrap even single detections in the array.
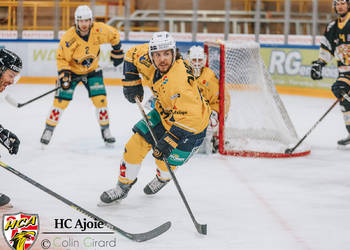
[{"xmin": 2, "ymin": 212, "xmax": 39, "ymax": 250}]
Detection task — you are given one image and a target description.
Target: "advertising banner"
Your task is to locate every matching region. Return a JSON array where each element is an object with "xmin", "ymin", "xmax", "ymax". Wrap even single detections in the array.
[
  {"xmin": 0, "ymin": 40, "xmax": 338, "ymax": 97},
  {"xmin": 0, "ymin": 41, "xmax": 200, "ymax": 79},
  {"xmin": 260, "ymin": 46, "xmax": 337, "ymax": 90}
]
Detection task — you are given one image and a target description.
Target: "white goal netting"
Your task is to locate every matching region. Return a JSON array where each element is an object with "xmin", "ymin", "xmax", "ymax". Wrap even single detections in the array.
[{"xmin": 205, "ymin": 41, "xmax": 310, "ymax": 157}]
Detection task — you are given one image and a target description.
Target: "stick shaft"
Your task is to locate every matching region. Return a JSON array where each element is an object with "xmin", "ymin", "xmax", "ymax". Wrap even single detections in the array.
[
  {"xmin": 0, "ymin": 160, "xmax": 171, "ymax": 242},
  {"xmin": 135, "ymin": 98, "xmax": 207, "ymax": 234},
  {"xmin": 288, "ymin": 98, "xmax": 339, "ymax": 153},
  {"xmin": 18, "ymin": 86, "xmax": 60, "ymax": 107}
]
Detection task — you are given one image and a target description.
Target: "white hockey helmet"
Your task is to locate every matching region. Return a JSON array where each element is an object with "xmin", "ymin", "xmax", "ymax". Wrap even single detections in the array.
[
  {"xmin": 188, "ymin": 45, "xmax": 206, "ymax": 77},
  {"xmin": 333, "ymin": 0, "xmax": 349, "ymax": 6},
  {"xmin": 148, "ymin": 32, "xmax": 176, "ymax": 67},
  {"xmin": 74, "ymin": 5, "xmax": 93, "ymax": 25}
]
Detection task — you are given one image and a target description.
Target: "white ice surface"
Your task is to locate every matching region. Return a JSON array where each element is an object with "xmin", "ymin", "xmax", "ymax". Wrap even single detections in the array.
[{"xmin": 0, "ymin": 84, "xmax": 349, "ymax": 250}]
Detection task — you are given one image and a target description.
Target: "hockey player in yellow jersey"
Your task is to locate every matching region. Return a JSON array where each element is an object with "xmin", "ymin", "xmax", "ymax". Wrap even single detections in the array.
[
  {"xmin": 99, "ymin": 32, "xmax": 211, "ymax": 205},
  {"xmin": 145, "ymin": 45, "xmax": 220, "ymax": 153},
  {"xmin": 40, "ymin": 5, "xmax": 124, "ymax": 146},
  {"xmin": 188, "ymin": 46, "xmax": 219, "ymax": 114},
  {"xmin": 187, "ymin": 45, "xmax": 220, "ymax": 154},
  {"xmin": 123, "ymin": 42, "xmax": 156, "ymax": 88}
]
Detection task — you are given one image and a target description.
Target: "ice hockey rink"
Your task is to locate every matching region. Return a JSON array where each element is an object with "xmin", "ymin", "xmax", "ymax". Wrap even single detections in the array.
[{"xmin": 0, "ymin": 83, "xmax": 349, "ymax": 250}]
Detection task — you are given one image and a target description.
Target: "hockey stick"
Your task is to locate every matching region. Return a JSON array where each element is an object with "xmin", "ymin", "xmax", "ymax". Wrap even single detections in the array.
[
  {"xmin": 5, "ymin": 86, "xmax": 60, "ymax": 108},
  {"xmin": 135, "ymin": 97, "xmax": 207, "ymax": 235},
  {"xmin": 285, "ymin": 98, "xmax": 340, "ymax": 154},
  {"xmin": 0, "ymin": 159, "xmax": 171, "ymax": 242}
]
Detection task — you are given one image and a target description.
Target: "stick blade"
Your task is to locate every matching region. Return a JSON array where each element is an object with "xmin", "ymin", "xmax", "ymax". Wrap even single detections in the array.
[
  {"xmin": 284, "ymin": 148, "xmax": 294, "ymax": 154},
  {"xmin": 4, "ymin": 94, "xmax": 20, "ymax": 108},
  {"xmin": 129, "ymin": 221, "xmax": 172, "ymax": 242},
  {"xmin": 196, "ymin": 223, "xmax": 207, "ymax": 235}
]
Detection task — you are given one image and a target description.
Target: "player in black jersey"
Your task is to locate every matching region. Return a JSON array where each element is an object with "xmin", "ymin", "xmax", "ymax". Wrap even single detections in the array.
[
  {"xmin": 311, "ymin": 0, "xmax": 350, "ymax": 147},
  {"xmin": 0, "ymin": 48, "xmax": 22, "ymax": 207}
]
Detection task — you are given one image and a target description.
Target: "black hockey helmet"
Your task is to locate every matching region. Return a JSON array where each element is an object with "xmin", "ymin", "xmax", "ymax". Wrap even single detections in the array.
[{"xmin": 0, "ymin": 48, "xmax": 22, "ymax": 75}]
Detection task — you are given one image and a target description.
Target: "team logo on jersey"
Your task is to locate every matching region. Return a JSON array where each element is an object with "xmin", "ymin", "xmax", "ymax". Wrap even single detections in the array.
[
  {"xmin": 162, "ymin": 76, "xmax": 168, "ymax": 84},
  {"xmin": 139, "ymin": 56, "xmax": 151, "ymax": 67},
  {"xmin": 336, "ymin": 44, "xmax": 350, "ymax": 63},
  {"xmin": 65, "ymin": 38, "xmax": 76, "ymax": 48},
  {"xmin": 2, "ymin": 212, "xmax": 39, "ymax": 250}
]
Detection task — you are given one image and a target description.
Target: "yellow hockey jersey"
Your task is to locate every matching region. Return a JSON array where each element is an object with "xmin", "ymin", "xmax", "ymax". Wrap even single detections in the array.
[
  {"xmin": 123, "ymin": 44, "xmax": 210, "ymax": 135},
  {"xmin": 123, "ymin": 43, "xmax": 155, "ymax": 87},
  {"xmin": 196, "ymin": 67, "xmax": 220, "ymax": 113},
  {"xmin": 57, "ymin": 22, "xmax": 121, "ymax": 75},
  {"xmin": 152, "ymin": 60, "xmax": 211, "ymax": 136}
]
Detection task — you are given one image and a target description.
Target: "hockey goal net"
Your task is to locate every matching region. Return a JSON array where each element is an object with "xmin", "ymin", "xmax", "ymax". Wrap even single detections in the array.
[{"xmin": 204, "ymin": 41, "xmax": 310, "ymax": 158}]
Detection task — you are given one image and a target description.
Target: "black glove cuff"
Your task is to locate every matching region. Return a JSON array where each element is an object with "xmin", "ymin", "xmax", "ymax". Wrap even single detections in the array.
[
  {"xmin": 312, "ymin": 59, "xmax": 326, "ymax": 67},
  {"xmin": 58, "ymin": 70, "xmax": 72, "ymax": 90},
  {"xmin": 153, "ymin": 132, "xmax": 179, "ymax": 160},
  {"xmin": 112, "ymin": 43, "xmax": 122, "ymax": 50}
]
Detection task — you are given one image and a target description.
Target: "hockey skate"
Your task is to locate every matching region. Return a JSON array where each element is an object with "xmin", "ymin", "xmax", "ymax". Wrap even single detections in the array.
[
  {"xmin": 98, "ymin": 179, "xmax": 137, "ymax": 206},
  {"xmin": 40, "ymin": 127, "xmax": 54, "ymax": 147},
  {"xmin": 211, "ymin": 135, "xmax": 219, "ymax": 153},
  {"xmin": 0, "ymin": 193, "xmax": 11, "ymax": 207},
  {"xmin": 101, "ymin": 127, "xmax": 115, "ymax": 146},
  {"xmin": 144, "ymin": 176, "xmax": 170, "ymax": 195},
  {"xmin": 337, "ymin": 134, "xmax": 350, "ymax": 149}
]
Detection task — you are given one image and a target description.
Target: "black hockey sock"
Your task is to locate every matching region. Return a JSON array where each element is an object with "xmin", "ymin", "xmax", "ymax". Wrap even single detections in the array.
[
  {"xmin": 45, "ymin": 124, "xmax": 55, "ymax": 131},
  {"xmin": 346, "ymin": 125, "xmax": 350, "ymax": 134}
]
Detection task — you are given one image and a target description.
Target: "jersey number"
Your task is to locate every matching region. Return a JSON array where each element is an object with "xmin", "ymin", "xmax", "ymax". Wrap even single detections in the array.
[{"xmin": 339, "ymin": 34, "xmax": 346, "ymax": 42}]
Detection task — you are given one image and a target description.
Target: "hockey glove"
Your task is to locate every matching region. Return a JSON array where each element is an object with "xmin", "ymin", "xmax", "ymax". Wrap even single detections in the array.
[
  {"xmin": 209, "ymin": 110, "xmax": 219, "ymax": 128},
  {"xmin": 58, "ymin": 70, "xmax": 72, "ymax": 90},
  {"xmin": 123, "ymin": 84, "xmax": 144, "ymax": 103},
  {"xmin": 152, "ymin": 132, "xmax": 179, "ymax": 160},
  {"xmin": 111, "ymin": 49, "xmax": 124, "ymax": 67},
  {"xmin": 331, "ymin": 81, "xmax": 350, "ymax": 100},
  {"xmin": 311, "ymin": 60, "xmax": 326, "ymax": 80},
  {"xmin": 0, "ymin": 125, "xmax": 20, "ymax": 155}
]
